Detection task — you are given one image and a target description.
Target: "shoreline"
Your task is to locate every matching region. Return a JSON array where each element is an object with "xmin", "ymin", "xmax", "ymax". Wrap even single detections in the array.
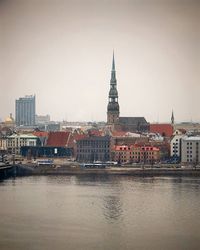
[{"xmin": 13, "ymin": 164, "xmax": 200, "ymax": 177}]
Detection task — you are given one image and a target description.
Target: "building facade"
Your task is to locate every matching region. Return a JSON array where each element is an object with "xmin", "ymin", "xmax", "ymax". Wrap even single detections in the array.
[
  {"xmin": 0, "ymin": 137, "xmax": 7, "ymax": 152},
  {"xmin": 181, "ymin": 136, "xmax": 200, "ymax": 164},
  {"xmin": 35, "ymin": 114, "xmax": 50, "ymax": 125},
  {"xmin": 112, "ymin": 144, "xmax": 160, "ymax": 164},
  {"xmin": 76, "ymin": 136, "xmax": 110, "ymax": 162},
  {"xmin": 170, "ymin": 134, "xmax": 185, "ymax": 161},
  {"xmin": 7, "ymin": 134, "xmax": 38, "ymax": 155},
  {"xmin": 15, "ymin": 95, "xmax": 36, "ymax": 126}
]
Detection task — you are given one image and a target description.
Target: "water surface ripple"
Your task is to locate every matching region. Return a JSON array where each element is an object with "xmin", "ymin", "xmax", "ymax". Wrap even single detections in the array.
[{"xmin": 0, "ymin": 175, "xmax": 200, "ymax": 250}]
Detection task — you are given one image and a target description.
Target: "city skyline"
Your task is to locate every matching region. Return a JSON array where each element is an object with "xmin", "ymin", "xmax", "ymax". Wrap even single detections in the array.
[{"xmin": 0, "ymin": 0, "xmax": 199, "ymax": 123}]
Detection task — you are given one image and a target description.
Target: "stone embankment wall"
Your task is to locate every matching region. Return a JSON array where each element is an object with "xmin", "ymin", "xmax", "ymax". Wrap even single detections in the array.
[{"xmin": 13, "ymin": 164, "xmax": 200, "ymax": 177}]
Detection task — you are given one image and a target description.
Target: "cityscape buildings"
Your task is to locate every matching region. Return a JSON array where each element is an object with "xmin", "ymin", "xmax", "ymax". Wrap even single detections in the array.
[{"xmin": 0, "ymin": 54, "xmax": 199, "ymax": 165}]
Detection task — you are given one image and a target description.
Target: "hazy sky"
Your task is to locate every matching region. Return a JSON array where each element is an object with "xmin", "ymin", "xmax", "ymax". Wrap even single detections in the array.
[{"xmin": 0, "ymin": 0, "xmax": 199, "ymax": 123}]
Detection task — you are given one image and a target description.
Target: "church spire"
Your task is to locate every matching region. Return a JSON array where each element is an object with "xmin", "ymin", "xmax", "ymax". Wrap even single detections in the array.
[
  {"xmin": 171, "ymin": 110, "xmax": 174, "ymax": 124},
  {"xmin": 112, "ymin": 51, "xmax": 115, "ymax": 71},
  {"xmin": 107, "ymin": 52, "xmax": 120, "ymax": 125},
  {"xmin": 111, "ymin": 51, "xmax": 116, "ymax": 84}
]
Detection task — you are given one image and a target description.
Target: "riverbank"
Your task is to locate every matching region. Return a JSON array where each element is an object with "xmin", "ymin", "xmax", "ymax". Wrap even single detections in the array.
[{"xmin": 13, "ymin": 164, "xmax": 200, "ymax": 177}]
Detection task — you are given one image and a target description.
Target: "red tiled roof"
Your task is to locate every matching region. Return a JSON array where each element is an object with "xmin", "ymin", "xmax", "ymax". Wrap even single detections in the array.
[
  {"xmin": 33, "ymin": 131, "xmax": 48, "ymax": 137},
  {"xmin": 150, "ymin": 124, "xmax": 173, "ymax": 137},
  {"xmin": 46, "ymin": 131, "xmax": 71, "ymax": 147}
]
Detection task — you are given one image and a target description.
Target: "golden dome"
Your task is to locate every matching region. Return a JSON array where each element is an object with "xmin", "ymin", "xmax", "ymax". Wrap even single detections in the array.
[{"xmin": 5, "ymin": 114, "xmax": 14, "ymax": 123}]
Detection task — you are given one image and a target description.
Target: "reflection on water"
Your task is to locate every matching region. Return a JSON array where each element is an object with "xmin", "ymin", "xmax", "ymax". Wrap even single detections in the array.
[
  {"xmin": 0, "ymin": 176, "xmax": 200, "ymax": 250},
  {"xmin": 103, "ymin": 195, "xmax": 123, "ymax": 223}
]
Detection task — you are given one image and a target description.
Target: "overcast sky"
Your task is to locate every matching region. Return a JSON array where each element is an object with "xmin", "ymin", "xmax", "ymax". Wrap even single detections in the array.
[{"xmin": 0, "ymin": 0, "xmax": 199, "ymax": 123}]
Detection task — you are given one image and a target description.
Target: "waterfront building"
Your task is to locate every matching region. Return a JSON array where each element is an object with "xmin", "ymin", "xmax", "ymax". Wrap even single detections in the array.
[
  {"xmin": 76, "ymin": 135, "xmax": 110, "ymax": 162},
  {"xmin": 112, "ymin": 144, "xmax": 160, "ymax": 164},
  {"xmin": 7, "ymin": 134, "xmax": 38, "ymax": 155},
  {"xmin": 21, "ymin": 131, "xmax": 73, "ymax": 158},
  {"xmin": 106, "ymin": 53, "xmax": 149, "ymax": 132},
  {"xmin": 15, "ymin": 95, "xmax": 36, "ymax": 126},
  {"xmin": 181, "ymin": 136, "xmax": 200, "ymax": 164},
  {"xmin": 170, "ymin": 134, "xmax": 185, "ymax": 161},
  {"xmin": 21, "ymin": 146, "xmax": 73, "ymax": 158}
]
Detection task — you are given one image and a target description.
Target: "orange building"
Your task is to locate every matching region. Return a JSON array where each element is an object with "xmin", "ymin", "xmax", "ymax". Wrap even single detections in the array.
[{"xmin": 112, "ymin": 144, "xmax": 160, "ymax": 164}]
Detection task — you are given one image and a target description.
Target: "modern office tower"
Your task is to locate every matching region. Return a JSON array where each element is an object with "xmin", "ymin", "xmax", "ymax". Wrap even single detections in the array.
[{"xmin": 15, "ymin": 95, "xmax": 36, "ymax": 126}]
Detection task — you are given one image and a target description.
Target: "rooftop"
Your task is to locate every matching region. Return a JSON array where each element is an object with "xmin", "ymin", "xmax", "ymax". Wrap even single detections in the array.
[{"xmin": 183, "ymin": 136, "xmax": 200, "ymax": 141}]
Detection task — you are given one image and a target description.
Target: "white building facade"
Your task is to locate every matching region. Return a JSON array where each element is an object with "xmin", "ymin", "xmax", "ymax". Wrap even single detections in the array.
[
  {"xmin": 7, "ymin": 134, "xmax": 38, "ymax": 155},
  {"xmin": 170, "ymin": 134, "xmax": 186, "ymax": 159},
  {"xmin": 181, "ymin": 136, "xmax": 200, "ymax": 164}
]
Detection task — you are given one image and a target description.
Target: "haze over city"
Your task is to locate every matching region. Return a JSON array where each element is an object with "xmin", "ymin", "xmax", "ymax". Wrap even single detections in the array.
[{"xmin": 0, "ymin": 0, "xmax": 199, "ymax": 123}]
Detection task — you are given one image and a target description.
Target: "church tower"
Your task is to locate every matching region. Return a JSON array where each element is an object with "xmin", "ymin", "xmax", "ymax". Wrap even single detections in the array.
[
  {"xmin": 107, "ymin": 52, "xmax": 120, "ymax": 125},
  {"xmin": 171, "ymin": 110, "xmax": 174, "ymax": 125}
]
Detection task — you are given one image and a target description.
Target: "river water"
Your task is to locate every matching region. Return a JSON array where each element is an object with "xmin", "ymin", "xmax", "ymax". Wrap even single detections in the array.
[{"xmin": 0, "ymin": 175, "xmax": 200, "ymax": 250}]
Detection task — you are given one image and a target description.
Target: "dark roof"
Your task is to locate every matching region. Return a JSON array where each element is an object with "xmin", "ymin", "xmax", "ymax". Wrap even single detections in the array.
[{"xmin": 119, "ymin": 117, "xmax": 148, "ymax": 125}]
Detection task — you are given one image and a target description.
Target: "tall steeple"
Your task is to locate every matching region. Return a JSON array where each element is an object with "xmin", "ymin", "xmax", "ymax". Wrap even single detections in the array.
[
  {"xmin": 107, "ymin": 52, "xmax": 120, "ymax": 125},
  {"xmin": 111, "ymin": 51, "xmax": 116, "ymax": 84},
  {"xmin": 171, "ymin": 110, "xmax": 174, "ymax": 125}
]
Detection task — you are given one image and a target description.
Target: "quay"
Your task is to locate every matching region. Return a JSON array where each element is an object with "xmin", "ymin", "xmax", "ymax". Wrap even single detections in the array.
[
  {"xmin": 0, "ymin": 164, "xmax": 14, "ymax": 179},
  {"xmin": 10, "ymin": 163, "xmax": 200, "ymax": 177}
]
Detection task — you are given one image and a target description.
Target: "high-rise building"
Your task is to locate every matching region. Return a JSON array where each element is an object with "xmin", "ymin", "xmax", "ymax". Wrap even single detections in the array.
[{"xmin": 15, "ymin": 95, "xmax": 36, "ymax": 126}]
